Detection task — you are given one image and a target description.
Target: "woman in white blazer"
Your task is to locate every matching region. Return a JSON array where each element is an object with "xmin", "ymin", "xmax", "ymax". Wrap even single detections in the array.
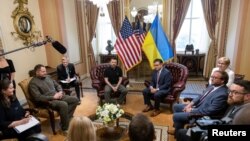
[{"xmin": 209, "ymin": 57, "xmax": 235, "ymax": 87}]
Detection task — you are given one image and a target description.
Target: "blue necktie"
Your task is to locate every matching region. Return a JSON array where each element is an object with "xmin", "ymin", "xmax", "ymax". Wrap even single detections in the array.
[{"xmin": 197, "ymin": 87, "xmax": 214, "ymax": 106}]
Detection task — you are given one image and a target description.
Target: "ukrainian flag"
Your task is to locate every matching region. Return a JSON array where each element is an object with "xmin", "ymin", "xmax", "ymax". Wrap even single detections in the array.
[{"xmin": 142, "ymin": 14, "xmax": 174, "ymax": 69}]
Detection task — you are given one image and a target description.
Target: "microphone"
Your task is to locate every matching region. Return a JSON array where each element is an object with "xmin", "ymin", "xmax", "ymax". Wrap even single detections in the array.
[
  {"xmin": 51, "ymin": 41, "xmax": 67, "ymax": 54},
  {"xmin": 46, "ymin": 36, "xmax": 67, "ymax": 54}
]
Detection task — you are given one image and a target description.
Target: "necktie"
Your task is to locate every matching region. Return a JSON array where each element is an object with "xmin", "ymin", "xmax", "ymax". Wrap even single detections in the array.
[
  {"xmin": 221, "ymin": 106, "xmax": 238, "ymax": 124},
  {"xmin": 66, "ymin": 67, "xmax": 70, "ymax": 78},
  {"xmin": 156, "ymin": 71, "xmax": 160, "ymax": 88},
  {"xmin": 197, "ymin": 87, "xmax": 214, "ymax": 106}
]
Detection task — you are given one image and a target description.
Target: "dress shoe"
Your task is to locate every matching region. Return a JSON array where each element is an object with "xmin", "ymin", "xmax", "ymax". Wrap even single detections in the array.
[
  {"xmin": 142, "ymin": 105, "xmax": 154, "ymax": 112},
  {"xmin": 60, "ymin": 129, "xmax": 68, "ymax": 136},
  {"xmin": 167, "ymin": 129, "xmax": 175, "ymax": 135},
  {"xmin": 150, "ymin": 109, "xmax": 161, "ymax": 117}
]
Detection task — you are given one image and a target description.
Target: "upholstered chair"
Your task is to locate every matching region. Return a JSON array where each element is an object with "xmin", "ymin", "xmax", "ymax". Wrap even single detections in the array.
[
  {"xmin": 18, "ymin": 78, "xmax": 59, "ymax": 135},
  {"xmin": 234, "ymin": 74, "xmax": 245, "ymax": 82},
  {"xmin": 144, "ymin": 62, "xmax": 189, "ymax": 111},
  {"xmin": 90, "ymin": 63, "xmax": 129, "ymax": 105}
]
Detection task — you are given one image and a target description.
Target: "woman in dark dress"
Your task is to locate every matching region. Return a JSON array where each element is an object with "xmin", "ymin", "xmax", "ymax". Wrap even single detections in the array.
[
  {"xmin": 0, "ymin": 49, "xmax": 16, "ymax": 90},
  {"xmin": 0, "ymin": 79, "xmax": 41, "ymax": 141}
]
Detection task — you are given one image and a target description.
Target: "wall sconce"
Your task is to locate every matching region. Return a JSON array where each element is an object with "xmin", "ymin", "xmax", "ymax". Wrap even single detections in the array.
[
  {"xmin": 131, "ymin": 7, "xmax": 138, "ymax": 18},
  {"xmin": 11, "ymin": 0, "xmax": 41, "ymax": 46}
]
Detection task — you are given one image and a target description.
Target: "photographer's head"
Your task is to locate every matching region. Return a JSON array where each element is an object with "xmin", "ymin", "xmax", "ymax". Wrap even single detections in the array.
[
  {"xmin": 128, "ymin": 113, "xmax": 155, "ymax": 141},
  {"xmin": 227, "ymin": 80, "xmax": 250, "ymax": 105}
]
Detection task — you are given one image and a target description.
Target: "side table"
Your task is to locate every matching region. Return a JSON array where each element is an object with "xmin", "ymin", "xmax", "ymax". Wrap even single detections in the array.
[
  {"xmin": 89, "ymin": 112, "xmax": 133, "ymax": 141},
  {"xmin": 177, "ymin": 52, "xmax": 206, "ymax": 76}
]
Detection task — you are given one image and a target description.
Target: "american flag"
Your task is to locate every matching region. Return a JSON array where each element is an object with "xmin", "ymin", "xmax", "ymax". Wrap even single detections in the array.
[
  {"xmin": 134, "ymin": 20, "xmax": 145, "ymax": 46},
  {"xmin": 114, "ymin": 16, "xmax": 142, "ymax": 71}
]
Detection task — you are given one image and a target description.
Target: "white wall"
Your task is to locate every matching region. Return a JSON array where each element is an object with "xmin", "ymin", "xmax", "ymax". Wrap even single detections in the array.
[
  {"xmin": 62, "ymin": 0, "xmax": 81, "ymax": 63},
  {"xmin": 225, "ymin": 0, "xmax": 241, "ymax": 70},
  {"xmin": 0, "ymin": 0, "xmax": 47, "ymax": 103}
]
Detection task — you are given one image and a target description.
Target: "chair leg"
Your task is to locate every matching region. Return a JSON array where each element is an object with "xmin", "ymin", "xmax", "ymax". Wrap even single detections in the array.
[
  {"xmin": 79, "ymin": 82, "xmax": 83, "ymax": 97},
  {"xmin": 124, "ymin": 97, "xmax": 126, "ymax": 104},
  {"xmin": 170, "ymin": 103, "xmax": 174, "ymax": 113},
  {"xmin": 99, "ymin": 97, "xmax": 104, "ymax": 105},
  {"xmin": 48, "ymin": 110, "xmax": 56, "ymax": 135}
]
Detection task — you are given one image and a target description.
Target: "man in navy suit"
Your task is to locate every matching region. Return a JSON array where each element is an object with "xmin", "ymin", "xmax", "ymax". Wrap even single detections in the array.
[
  {"xmin": 142, "ymin": 58, "xmax": 172, "ymax": 117},
  {"xmin": 57, "ymin": 56, "xmax": 80, "ymax": 101},
  {"xmin": 170, "ymin": 70, "xmax": 229, "ymax": 137}
]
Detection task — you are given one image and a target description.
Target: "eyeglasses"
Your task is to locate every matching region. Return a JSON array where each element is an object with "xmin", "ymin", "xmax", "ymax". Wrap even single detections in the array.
[
  {"xmin": 210, "ymin": 76, "xmax": 221, "ymax": 79},
  {"xmin": 218, "ymin": 62, "xmax": 226, "ymax": 65},
  {"xmin": 228, "ymin": 90, "xmax": 248, "ymax": 95}
]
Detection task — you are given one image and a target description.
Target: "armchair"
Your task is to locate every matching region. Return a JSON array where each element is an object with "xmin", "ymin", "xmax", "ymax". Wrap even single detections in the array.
[
  {"xmin": 18, "ymin": 78, "xmax": 59, "ymax": 135},
  {"xmin": 144, "ymin": 62, "xmax": 188, "ymax": 111},
  {"xmin": 234, "ymin": 73, "xmax": 245, "ymax": 82},
  {"xmin": 90, "ymin": 63, "xmax": 129, "ymax": 105}
]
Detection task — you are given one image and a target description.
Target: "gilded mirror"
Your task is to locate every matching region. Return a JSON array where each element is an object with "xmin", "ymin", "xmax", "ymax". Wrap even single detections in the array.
[
  {"xmin": 13, "ymin": 13, "xmax": 35, "ymax": 37},
  {"xmin": 11, "ymin": 0, "xmax": 39, "ymax": 45}
]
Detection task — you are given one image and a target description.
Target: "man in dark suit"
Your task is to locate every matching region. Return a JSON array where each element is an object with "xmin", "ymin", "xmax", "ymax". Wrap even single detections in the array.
[
  {"xmin": 142, "ymin": 58, "xmax": 172, "ymax": 117},
  {"xmin": 170, "ymin": 70, "xmax": 229, "ymax": 137},
  {"xmin": 57, "ymin": 56, "xmax": 80, "ymax": 101}
]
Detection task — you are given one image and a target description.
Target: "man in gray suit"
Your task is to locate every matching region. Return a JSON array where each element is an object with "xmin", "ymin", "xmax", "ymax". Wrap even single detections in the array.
[{"xmin": 170, "ymin": 70, "xmax": 229, "ymax": 137}]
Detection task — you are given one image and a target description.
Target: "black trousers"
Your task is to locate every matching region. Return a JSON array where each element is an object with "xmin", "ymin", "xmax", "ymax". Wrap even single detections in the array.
[{"xmin": 60, "ymin": 80, "xmax": 80, "ymax": 100}]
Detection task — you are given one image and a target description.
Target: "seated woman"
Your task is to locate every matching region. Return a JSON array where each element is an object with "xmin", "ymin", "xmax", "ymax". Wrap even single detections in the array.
[
  {"xmin": 67, "ymin": 116, "xmax": 96, "ymax": 141},
  {"xmin": 209, "ymin": 57, "xmax": 235, "ymax": 87},
  {"xmin": 0, "ymin": 79, "xmax": 41, "ymax": 141}
]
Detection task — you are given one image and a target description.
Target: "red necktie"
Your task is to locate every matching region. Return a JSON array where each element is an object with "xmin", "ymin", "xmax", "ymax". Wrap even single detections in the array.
[{"xmin": 197, "ymin": 87, "xmax": 214, "ymax": 106}]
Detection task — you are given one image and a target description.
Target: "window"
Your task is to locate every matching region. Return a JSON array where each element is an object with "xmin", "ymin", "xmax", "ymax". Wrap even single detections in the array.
[
  {"xmin": 176, "ymin": 0, "xmax": 210, "ymax": 53},
  {"xmin": 91, "ymin": 6, "xmax": 116, "ymax": 62}
]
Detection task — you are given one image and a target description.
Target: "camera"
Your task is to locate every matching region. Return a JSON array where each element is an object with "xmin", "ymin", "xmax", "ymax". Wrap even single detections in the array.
[
  {"xmin": 199, "ymin": 131, "xmax": 208, "ymax": 141},
  {"xmin": 190, "ymin": 119, "xmax": 223, "ymax": 141}
]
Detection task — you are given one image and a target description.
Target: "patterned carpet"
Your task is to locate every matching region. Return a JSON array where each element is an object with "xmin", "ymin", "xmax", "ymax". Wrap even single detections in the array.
[{"xmin": 93, "ymin": 121, "xmax": 168, "ymax": 141}]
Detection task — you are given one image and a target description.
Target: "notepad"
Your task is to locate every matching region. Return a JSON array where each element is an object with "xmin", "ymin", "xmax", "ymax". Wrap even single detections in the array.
[
  {"xmin": 14, "ymin": 116, "xmax": 40, "ymax": 133},
  {"xmin": 60, "ymin": 77, "xmax": 76, "ymax": 83}
]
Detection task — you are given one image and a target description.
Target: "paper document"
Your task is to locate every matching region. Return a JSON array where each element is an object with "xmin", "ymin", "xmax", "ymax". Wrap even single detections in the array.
[
  {"xmin": 14, "ymin": 116, "xmax": 40, "ymax": 133},
  {"xmin": 60, "ymin": 77, "xmax": 76, "ymax": 83}
]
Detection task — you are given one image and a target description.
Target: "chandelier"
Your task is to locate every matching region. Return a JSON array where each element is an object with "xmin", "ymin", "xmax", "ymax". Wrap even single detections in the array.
[
  {"xmin": 144, "ymin": 4, "xmax": 163, "ymax": 23},
  {"xmin": 89, "ymin": 0, "xmax": 116, "ymax": 7}
]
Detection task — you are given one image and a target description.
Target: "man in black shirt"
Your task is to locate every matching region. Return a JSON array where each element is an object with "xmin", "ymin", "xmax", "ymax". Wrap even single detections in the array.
[{"xmin": 104, "ymin": 57, "xmax": 128, "ymax": 104}]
